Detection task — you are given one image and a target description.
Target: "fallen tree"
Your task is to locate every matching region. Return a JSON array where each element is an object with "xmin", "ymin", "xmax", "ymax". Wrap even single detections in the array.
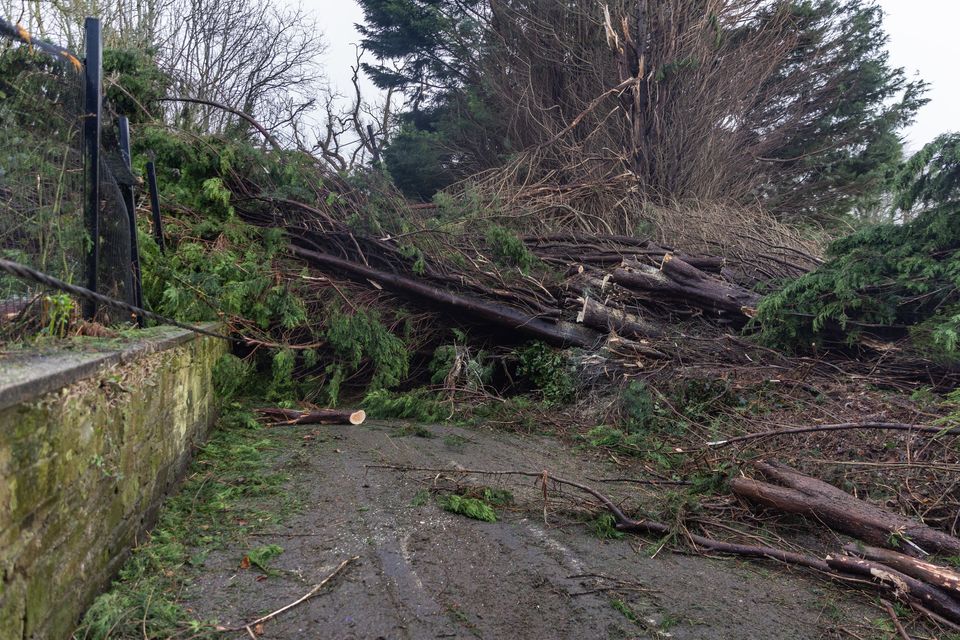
[{"xmin": 731, "ymin": 461, "xmax": 960, "ymax": 556}]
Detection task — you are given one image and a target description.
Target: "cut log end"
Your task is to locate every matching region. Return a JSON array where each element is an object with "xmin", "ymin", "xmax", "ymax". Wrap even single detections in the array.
[{"xmin": 349, "ymin": 410, "xmax": 367, "ymax": 425}]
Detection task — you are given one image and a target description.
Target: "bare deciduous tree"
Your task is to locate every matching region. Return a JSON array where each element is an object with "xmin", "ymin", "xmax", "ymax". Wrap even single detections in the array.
[
  {"xmin": 292, "ymin": 47, "xmax": 399, "ymax": 172},
  {"xmin": 157, "ymin": 0, "xmax": 325, "ymax": 135}
]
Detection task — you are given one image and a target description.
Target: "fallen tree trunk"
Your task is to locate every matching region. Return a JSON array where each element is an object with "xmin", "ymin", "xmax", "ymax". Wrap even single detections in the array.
[
  {"xmin": 258, "ymin": 408, "xmax": 367, "ymax": 425},
  {"xmin": 290, "ymin": 244, "xmax": 602, "ymax": 348},
  {"xmin": 843, "ymin": 543, "xmax": 960, "ymax": 599},
  {"xmin": 575, "ymin": 296, "xmax": 663, "ymax": 339},
  {"xmin": 826, "ymin": 554, "xmax": 960, "ymax": 623},
  {"xmin": 611, "ymin": 255, "xmax": 760, "ymax": 318},
  {"xmin": 731, "ymin": 461, "xmax": 960, "ymax": 555},
  {"xmin": 523, "ymin": 235, "xmax": 725, "ymax": 273}
]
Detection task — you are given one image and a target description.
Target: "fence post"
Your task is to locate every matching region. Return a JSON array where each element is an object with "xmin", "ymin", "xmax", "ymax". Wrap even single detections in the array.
[
  {"xmin": 146, "ymin": 161, "xmax": 165, "ymax": 253},
  {"xmin": 118, "ymin": 116, "xmax": 144, "ymax": 326},
  {"xmin": 82, "ymin": 16, "xmax": 102, "ymax": 320}
]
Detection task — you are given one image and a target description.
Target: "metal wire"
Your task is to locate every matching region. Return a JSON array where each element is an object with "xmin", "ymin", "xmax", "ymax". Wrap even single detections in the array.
[{"xmin": 0, "ymin": 257, "xmax": 233, "ymax": 341}]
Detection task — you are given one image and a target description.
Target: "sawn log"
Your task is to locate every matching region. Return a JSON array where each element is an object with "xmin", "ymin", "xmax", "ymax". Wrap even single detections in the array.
[{"xmin": 731, "ymin": 461, "xmax": 960, "ymax": 555}]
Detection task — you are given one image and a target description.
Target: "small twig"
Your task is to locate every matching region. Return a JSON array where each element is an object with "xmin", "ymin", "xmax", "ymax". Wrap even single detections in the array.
[
  {"xmin": 882, "ymin": 600, "xmax": 911, "ymax": 640},
  {"xmin": 220, "ymin": 556, "xmax": 358, "ymax": 633},
  {"xmin": 592, "ymin": 477, "xmax": 691, "ymax": 486}
]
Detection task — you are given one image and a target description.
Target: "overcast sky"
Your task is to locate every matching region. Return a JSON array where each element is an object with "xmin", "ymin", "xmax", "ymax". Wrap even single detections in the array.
[{"xmin": 303, "ymin": 0, "xmax": 957, "ymax": 151}]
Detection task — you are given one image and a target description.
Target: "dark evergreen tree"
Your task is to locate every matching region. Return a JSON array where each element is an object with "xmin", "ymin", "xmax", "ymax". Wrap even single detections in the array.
[
  {"xmin": 356, "ymin": 0, "xmax": 485, "ymax": 109},
  {"xmin": 358, "ymin": 0, "xmax": 926, "ymax": 220},
  {"xmin": 749, "ymin": 1, "xmax": 928, "ymax": 219}
]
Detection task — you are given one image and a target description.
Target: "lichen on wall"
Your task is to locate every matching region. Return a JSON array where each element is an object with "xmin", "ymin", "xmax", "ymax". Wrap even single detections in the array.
[{"xmin": 0, "ymin": 330, "xmax": 227, "ymax": 640}]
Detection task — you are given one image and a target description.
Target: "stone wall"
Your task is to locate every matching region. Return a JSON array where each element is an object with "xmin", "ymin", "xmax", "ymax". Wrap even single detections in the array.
[{"xmin": 0, "ymin": 327, "xmax": 227, "ymax": 640}]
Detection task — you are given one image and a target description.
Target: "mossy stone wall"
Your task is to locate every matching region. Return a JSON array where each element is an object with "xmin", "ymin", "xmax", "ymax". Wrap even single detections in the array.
[{"xmin": 0, "ymin": 329, "xmax": 227, "ymax": 640}]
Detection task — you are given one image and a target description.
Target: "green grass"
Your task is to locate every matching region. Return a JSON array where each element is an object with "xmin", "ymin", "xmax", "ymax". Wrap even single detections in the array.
[{"xmin": 73, "ymin": 404, "xmax": 297, "ymax": 639}]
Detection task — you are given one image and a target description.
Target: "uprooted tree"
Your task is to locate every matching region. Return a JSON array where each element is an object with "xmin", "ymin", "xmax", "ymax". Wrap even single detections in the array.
[{"xmin": 4, "ymin": 1, "xmax": 960, "ymax": 634}]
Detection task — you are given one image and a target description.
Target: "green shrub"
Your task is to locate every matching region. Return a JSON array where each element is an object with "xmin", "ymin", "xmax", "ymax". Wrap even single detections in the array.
[{"xmin": 621, "ymin": 380, "xmax": 658, "ymax": 433}]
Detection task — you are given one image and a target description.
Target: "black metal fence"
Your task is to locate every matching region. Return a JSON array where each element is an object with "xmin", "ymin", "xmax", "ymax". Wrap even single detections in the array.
[{"xmin": 0, "ymin": 16, "xmax": 150, "ymax": 328}]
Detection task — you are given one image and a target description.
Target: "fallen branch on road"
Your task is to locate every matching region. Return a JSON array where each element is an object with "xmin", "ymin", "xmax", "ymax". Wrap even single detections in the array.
[
  {"xmin": 218, "ymin": 555, "xmax": 359, "ymax": 634},
  {"xmin": 257, "ymin": 407, "xmax": 367, "ymax": 426},
  {"xmin": 731, "ymin": 461, "xmax": 960, "ymax": 556}
]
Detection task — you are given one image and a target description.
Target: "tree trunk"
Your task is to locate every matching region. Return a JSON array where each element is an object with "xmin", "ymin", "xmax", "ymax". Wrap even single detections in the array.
[
  {"xmin": 258, "ymin": 408, "xmax": 367, "ymax": 426},
  {"xmin": 291, "ymin": 244, "xmax": 602, "ymax": 348},
  {"xmin": 611, "ymin": 255, "xmax": 760, "ymax": 318},
  {"xmin": 843, "ymin": 543, "xmax": 960, "ymax": 599},
  {"xmin": 575, "ymin": 296, "xmax": 663, "ymax": 339},
  {"xmin": 731, "ymin": 461, "xmax": 960, "ymax": 556}
]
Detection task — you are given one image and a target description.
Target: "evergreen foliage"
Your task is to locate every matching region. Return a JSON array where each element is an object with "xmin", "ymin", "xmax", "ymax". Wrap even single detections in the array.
[
  {"xmin": 362, "ymin": 389, "xmax": 448, "ymax": 422},
  {"xmin": 754, "ymin": 0, "xmax": 926, "ymax": 219},
  {"xmin": 323, "ymin": 309, "xmax": 410, "ymax": 404},
  {"xmin": 755, "ymin": 134, "xmax": 960, "ymax": 362},
  {"xmin": 356, "ymin": 0, "xmax": 485, "ymax": 107},
  {"xmin": 516, "ymin": 341, "xmax": 575, "ymax": 405},
  {"xmin": 439, "ymin": 493, "xmax": 498, "ymax": 522},
  {"xmin": 485, "ymin": 225, "xmax": 540, "ymax": 274}
]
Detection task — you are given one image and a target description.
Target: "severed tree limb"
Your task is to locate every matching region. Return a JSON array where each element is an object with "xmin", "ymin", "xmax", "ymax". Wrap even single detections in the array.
[
  {"xmin": 825, "ymin": 555, "xmax": 960, "ymax": 624},
  {"xmin": 257, "ymin": 407, "xmax": 366, "ymax": 426},
  {"xmin": 731, "ymin": 461, "xmax": 960, "ymax": 556},
  {"xmin": 708, "ymin": 422, "xmax": 960, "ymax": 448},
  {"xmin": 611, "ymin": 255, "xmax": 760, "ymax": 318},
  {"xmin": 575, "ymin": 296, "xmax": 663, "ymax": 339},
  {"xmin": 844, "ymin": 543, "xmax": 960, "ymax": 599}
]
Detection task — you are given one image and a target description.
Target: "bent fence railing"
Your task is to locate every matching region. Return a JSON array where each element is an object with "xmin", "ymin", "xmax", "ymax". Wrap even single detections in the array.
[{"xmin": 0, "ymin": 16, "xmax": 158, "ymax": 328}]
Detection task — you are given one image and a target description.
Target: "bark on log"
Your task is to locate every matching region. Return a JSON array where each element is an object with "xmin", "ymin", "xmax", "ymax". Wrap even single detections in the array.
[
  {"xmin": 611, "ymin": 255, "xmax": 760, "ymax": 317},
  {"xmin": 523, "ymin": 234, "xmax": 725, "ymax": 272},
  {"xmin": 258, "ymin": 408, "xmax": 366, "ymax": 425},
  {"xmin": 290, "ymin": 244, "xmax": 602, "ymax": 348},
  {"xmin": 826, "ymin": 555, "xmax": 960, "ymax": 624},
  {"xmin": 844, "ymin": 543, "xmax": 960, "ymax": 598},
  {"xmin": 731, "ymin": 461, "xmax": 960, "ymax": 555},
  {"xmin": 576, "ymin": 296, "xmax": 663, "ymax": 339}
]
